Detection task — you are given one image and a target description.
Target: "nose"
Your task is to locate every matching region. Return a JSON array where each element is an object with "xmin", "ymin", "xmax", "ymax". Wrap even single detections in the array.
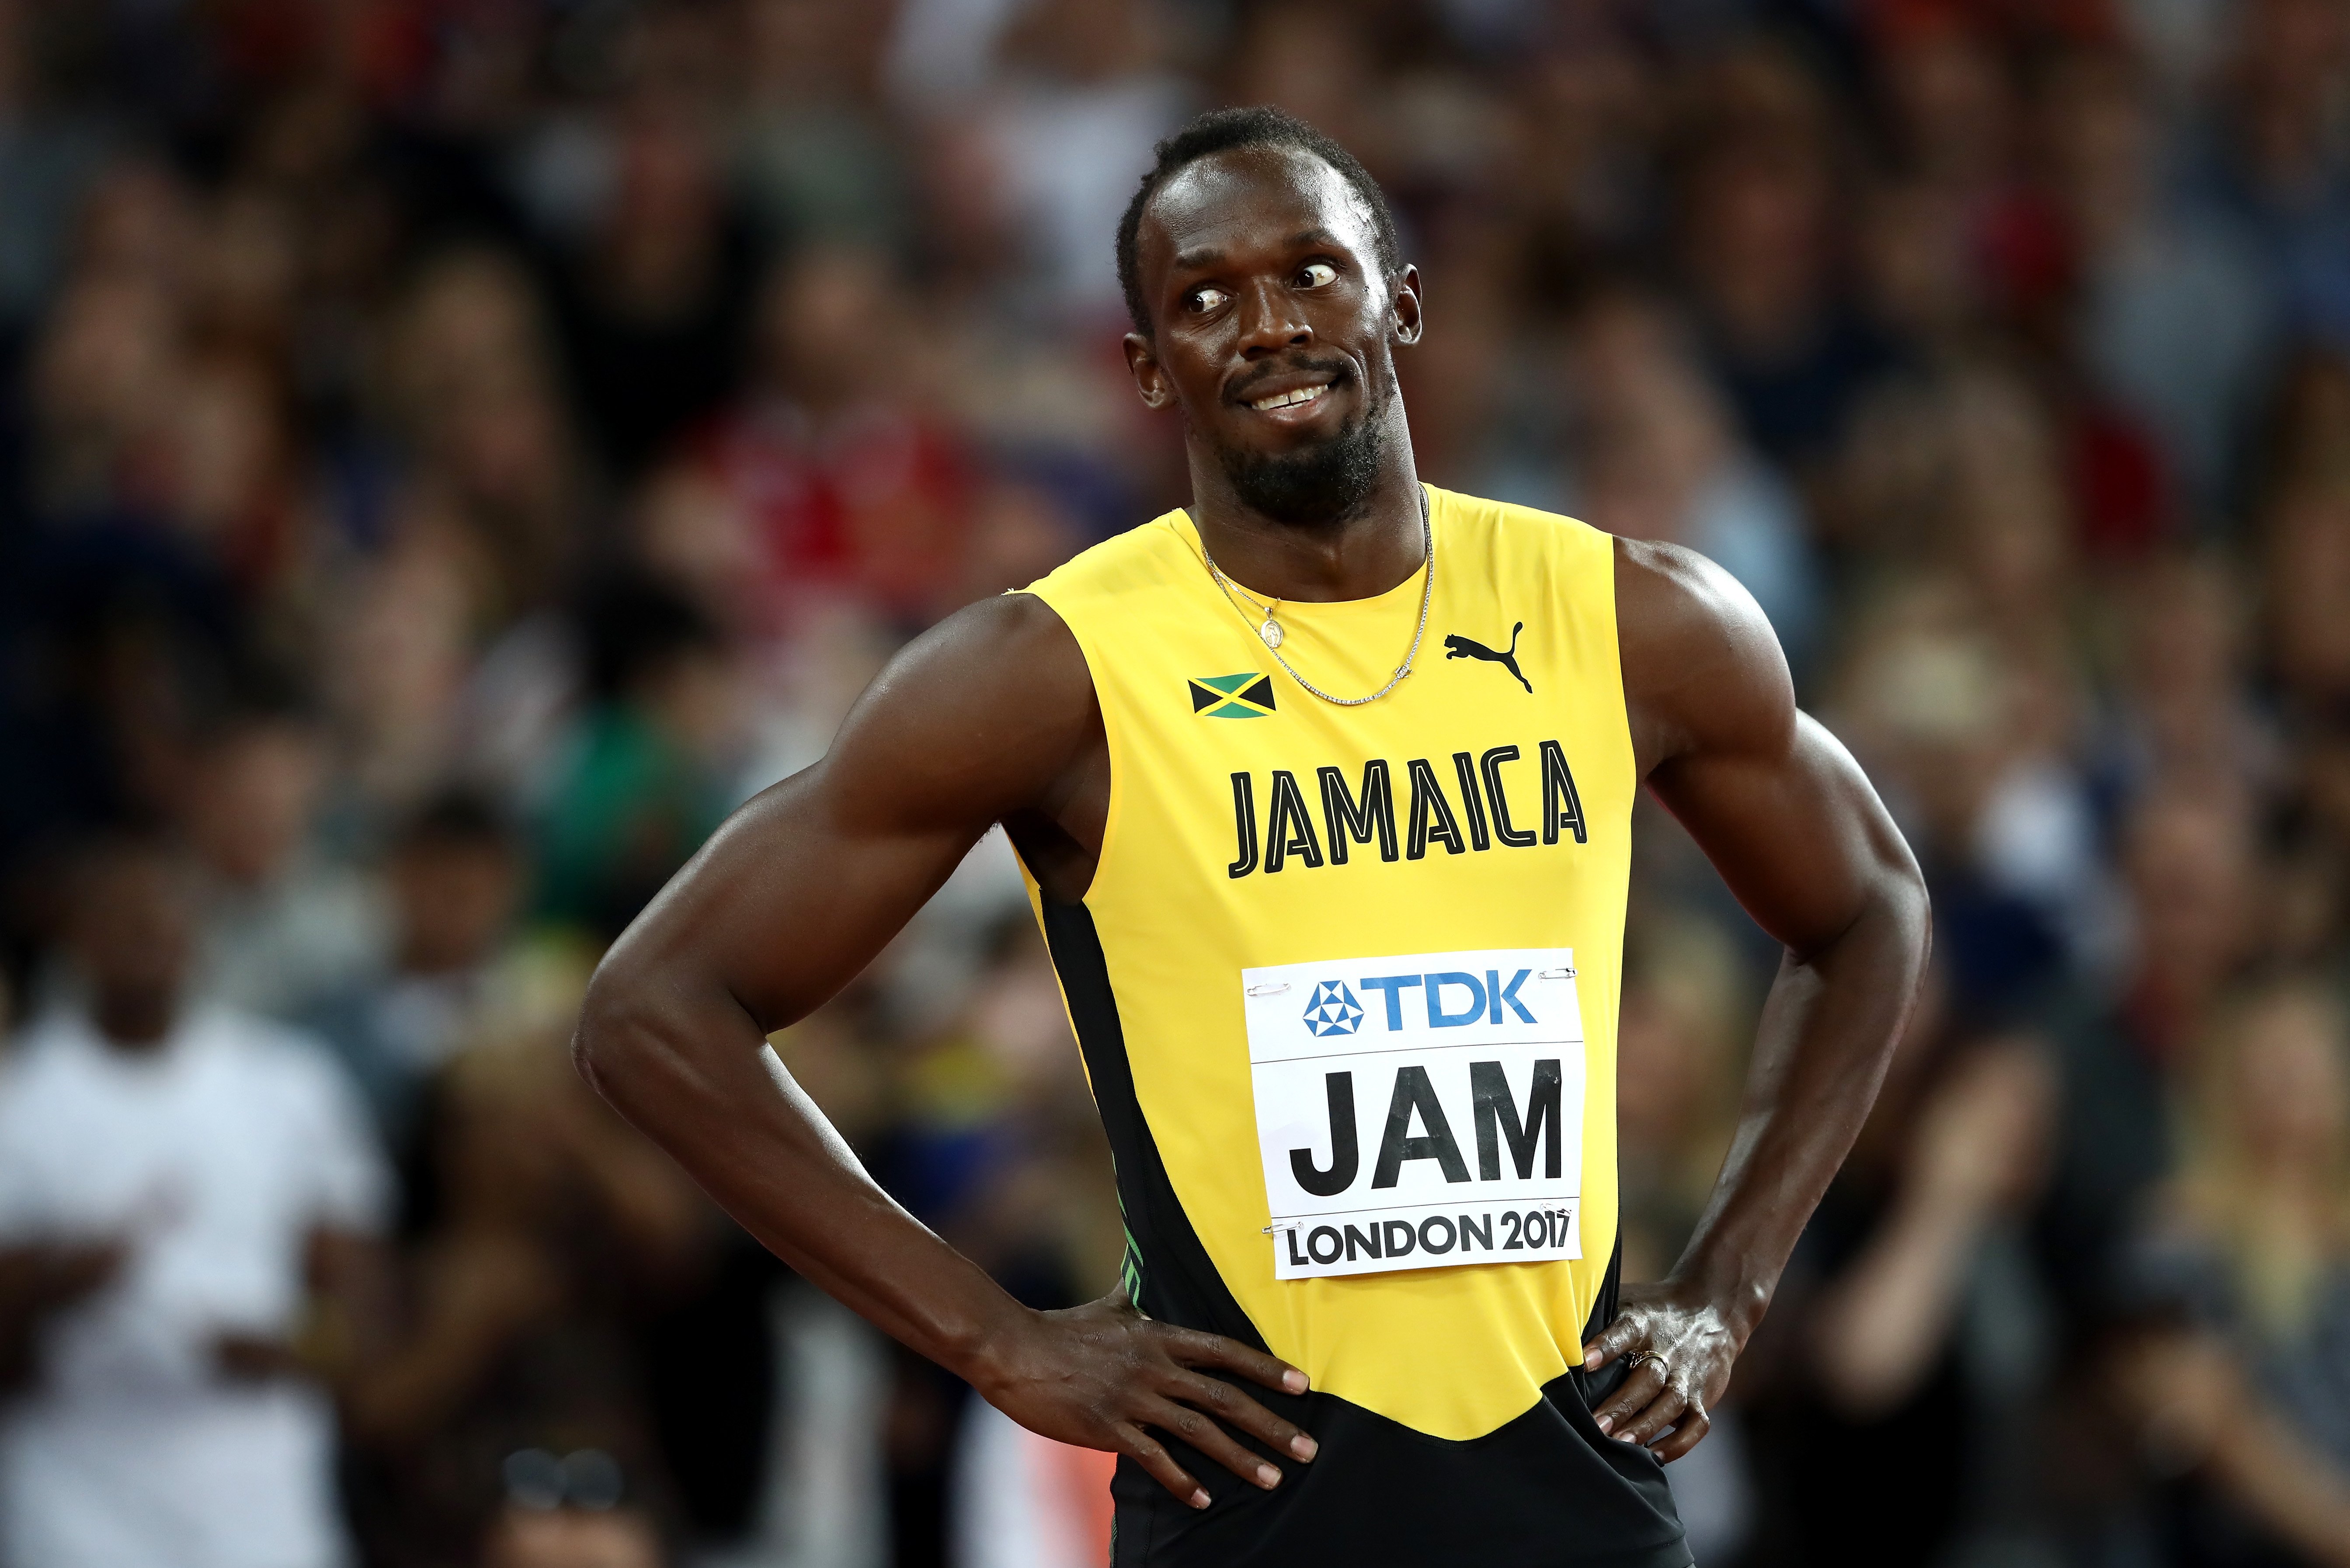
[{"xmin": 1236, "ymin": 277, "xmax": 1311, "ymax": 360}]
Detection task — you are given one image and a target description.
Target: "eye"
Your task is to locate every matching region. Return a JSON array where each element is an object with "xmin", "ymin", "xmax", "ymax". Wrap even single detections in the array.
[
  {"xmin": 1185, "ymin": 285, "xmax": 1230, "ymax": 313},
  {"xmin": 1297, "ymin": 260, "xmax": 1338, "ymax": 288}
]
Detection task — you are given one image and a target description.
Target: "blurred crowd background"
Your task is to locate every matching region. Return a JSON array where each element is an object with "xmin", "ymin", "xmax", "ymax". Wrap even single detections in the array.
[{"xmin": 0, "ymin": 0, "xmax": 2348, "ymax": 1565}]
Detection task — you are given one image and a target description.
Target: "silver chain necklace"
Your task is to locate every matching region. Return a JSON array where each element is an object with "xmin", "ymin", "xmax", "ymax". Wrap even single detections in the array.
[{"xmin": 1200, "ymin": 490, "xmax": 1433, "ymax": 708}]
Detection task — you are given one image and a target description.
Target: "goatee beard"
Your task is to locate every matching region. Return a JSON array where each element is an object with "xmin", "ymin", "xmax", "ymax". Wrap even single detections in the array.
[{"xmin": 1217, "ymin": 400, "xmax": 1386, "ymax": 527}]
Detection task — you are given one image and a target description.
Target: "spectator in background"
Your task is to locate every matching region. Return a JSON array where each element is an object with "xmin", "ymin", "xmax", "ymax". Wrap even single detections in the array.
[
  {"xmin": 2259, "ymin": 357, "xmax": 2350, "ymax": 882},
  {"xmin": 1553, "ymin": 285, "xmax": 1825, "ymax": 679},
  {"xmin": 2108, "ymin": 981, "xmax": 2350, "ymax": 1565},
  {"xmin": 2106, "ymin": 548, "xmax": 2280, "ymax": 810},
  {"xmin": 301, "ymin": 791, "xmax": 524, "ymax": 1163},
  {"xmin": 0, "ymin": 831, "xmax": 389, "ymax": 1568},
  {"xmin": 1615, "ymin": 913, "xmax": 1749, "ymax": 1286},
  {"xmin": 699, "ymin": 244, "xmax": 973, "ymax": 630},
  {"xmin": 2043, "ymin": 46, "xmax": 2277, "ymax": 521},
  {"xmin": 339, "ymin": 945, "xmax": 706, "ymax": 1568},
  {"xmin": 181, "ymin": 701, "xmax": 387, "ymax": 1022},
  {"xmin": 2199, "ymin": 0, "xmax": 2350, "ymax": 350},
  {"xmin": 546, "ymin": 103, "xmax": 757, "ymax": 482},
  {"xmin": 1743, "ymin": 971, "xmax": 2058, "ymax": 1568},
  {"xmin": 324, "ymin": 523, "xmax": 479, "ymax": 823},
  {"xmin": 1828, "ymin": 579, "xmax": 2089, "ymax": 999},
  {"xmin": 534, "ymin": 575, "xmax": 738, "ymax": 944},
  {"xmin": 1673, "ymin": 43, "xmax": 1897, "ymax": 475},
  {"xmin": 1612, "ymin": 913, "xmax": 1756, "ymax": 1565},
  {"xmin": 1874, "ymin": 12, "xmax": 2020, "ymax": 211},
  {"xmin": 735, "ymin": 0, "xmax": 911, "ymax": 255},
  {"xmin": 879, "ymin": 916, "xmax": 1119, "ymax": 1568},
  {"xmin": 2038, "ymin": 787, "xmax": 2260, "ymax": 1323},
  {"xmin": 378, "ymin": 250, "xmax": 589, "ymax": 631},
  {"xmin": 981, "ymin": 0, "xmax": 1191, "ymax": 326}
]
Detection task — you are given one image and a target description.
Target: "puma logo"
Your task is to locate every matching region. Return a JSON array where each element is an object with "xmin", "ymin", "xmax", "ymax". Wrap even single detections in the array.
[{"xmin": 1443, "ymin": 623, "xmax": 1532, "ymax": 693}]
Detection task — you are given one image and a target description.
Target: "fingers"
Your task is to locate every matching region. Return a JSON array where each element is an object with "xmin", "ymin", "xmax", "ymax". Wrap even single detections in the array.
[
  {"xmin": 1167, "ymin": 1368, "xmax": 1319, "ymax": 1462},
  {"xmin": 1591, "ymin": 1355, "xmax": 1668, "ymax": 1435},
  {"xmin": 1582, "ymin": 1312, "xmax": 1645, "ymax": 1371},
  {"xmin": 1167, "ymin": 1325, "xmax": 1310, "ymax": 1397},
  {"xmin": 1613, "ymin": 1382, "xmax": 1689, "ymax": 1448},
  {"xmin": 1137, "ymin": 1394, "xmax": 1287, "ymax": 1493},
  {"xmin": 1648, "ymin": 1403, "xmax": 1711, "ymax": 1463},
  {"xmin": 1114, "ymin": 1421, "xmax": 1211, "ymax": 1510}
]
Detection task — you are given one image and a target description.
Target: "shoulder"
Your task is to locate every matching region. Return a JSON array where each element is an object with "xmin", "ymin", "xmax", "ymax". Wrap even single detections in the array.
[
  {"xmin": 1612, "ymin": 535, "xmax": 1796, "ymax": 770},
  {"xmin": 193, "ymin": 1009, "xmax": 363, "ymax": 1111},
  {"xmin": 856, "ymin": 589, "xmax": 1090, "ymax": 721},
  {"xmin": 1431, "ymin": 487, "xmax": 1609, "ymax": 556},
  {"xmin": 0, "ymin": 1015, "xmax": 84, "ymax": 1107},
  {"xmin": 1433, "ymin": 490, "xmax": 1620, "ymax": 618},
  {"xmin": 1021, "ymin": 515, "xmax": 1200, "ymax": 610},
  {"xmin": 815, "ymin": 586, "xmax": 1100, "ymax": 831}
]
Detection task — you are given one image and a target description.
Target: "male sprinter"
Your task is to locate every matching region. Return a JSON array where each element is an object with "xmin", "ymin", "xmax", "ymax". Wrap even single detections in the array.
[{"xmin": 576, "ymin": 108, "xmax": 1928, "ymax": 1565}]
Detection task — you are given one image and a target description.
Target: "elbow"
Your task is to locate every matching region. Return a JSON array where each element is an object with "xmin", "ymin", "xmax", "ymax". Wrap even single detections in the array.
[
  {"xmin": 1884, "ymin": 852, "xmax": 1933, "ymax": 974},
  {"xmin": 1860, "ymin": 856, "xmax": 1935, "ymax": 1058},
  {"xmin": 1787, "ymin": 848, "xmax": 1932, "ymax": 978},
  {"xmin": 571, "ymin": 949, "xmax": 655, "ymax": 1100},
  {"xmin": 1852, "ymin": 804, "xmax": 1933, "ymax": 980}
]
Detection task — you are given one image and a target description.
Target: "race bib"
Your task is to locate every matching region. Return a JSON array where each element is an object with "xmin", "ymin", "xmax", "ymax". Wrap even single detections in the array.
[{"xmin": 1243, "ymin": 947, "xmax": 1586, "ymax": 1280}]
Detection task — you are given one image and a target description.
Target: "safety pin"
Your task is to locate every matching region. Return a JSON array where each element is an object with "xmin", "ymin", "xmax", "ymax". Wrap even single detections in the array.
[
  {"xmin": 1246, "ymin": 982, "xmax": 1292, "ymax": 997},
  {"xmin": 1537, "ymin": 966, "xmax": 1576, "ymax": 980}
]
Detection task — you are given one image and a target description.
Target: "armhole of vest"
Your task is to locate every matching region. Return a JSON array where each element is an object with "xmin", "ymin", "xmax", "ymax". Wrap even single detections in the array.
[
  {"xmin": 1587, "ymin": 526, "xmax": 1640, "ymax": 808},
  {"xmin": 1006, "ymin": 587, "xmax": 1129, "ymax": 907}
]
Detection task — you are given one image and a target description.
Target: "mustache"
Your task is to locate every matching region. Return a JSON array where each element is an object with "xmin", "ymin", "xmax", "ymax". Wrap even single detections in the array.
[{"xmin": 1225, "ymin": 356, "xmax": 1356, "ymax": 404}]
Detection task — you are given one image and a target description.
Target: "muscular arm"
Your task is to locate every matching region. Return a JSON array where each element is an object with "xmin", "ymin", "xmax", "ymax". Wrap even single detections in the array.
[
  {"xmin": 574, "ymin": 594, "xmax": 1315, "ymax": 1509},
  {"xmin": 1586, "ymin": 539, "xmax": 1931, "ymax": 1459}
]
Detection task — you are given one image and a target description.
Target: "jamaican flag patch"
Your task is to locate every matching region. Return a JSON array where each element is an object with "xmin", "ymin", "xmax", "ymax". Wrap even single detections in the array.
[{"xmin": 1189, "ymin": 672, "xmax": 1276, "ymax": 718}]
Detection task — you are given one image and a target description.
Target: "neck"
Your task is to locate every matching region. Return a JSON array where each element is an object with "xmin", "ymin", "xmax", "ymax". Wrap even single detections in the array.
[
  {"xmin": 1184, "ymin": 406, "xmax": 1426, "ymax": 604},
  {"xmin": 92, "ymin": 990, "xmax": 176, "ymax": 1053}
]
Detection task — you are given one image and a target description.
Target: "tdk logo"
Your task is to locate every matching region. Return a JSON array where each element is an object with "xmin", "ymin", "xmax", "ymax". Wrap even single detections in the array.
[
  {"xmin": 1301, "ymin": 982, "xmax": 1365, "ymax": 1037},
  {"xmin": 1347, "ymin": 969, "xmax": 1539, "ymax": 1031}
]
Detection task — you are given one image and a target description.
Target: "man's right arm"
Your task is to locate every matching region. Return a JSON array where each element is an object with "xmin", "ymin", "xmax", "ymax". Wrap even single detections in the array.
[{"xmin": 574, "ymin": 593, "xmax": 1316, "ymax": 1509}]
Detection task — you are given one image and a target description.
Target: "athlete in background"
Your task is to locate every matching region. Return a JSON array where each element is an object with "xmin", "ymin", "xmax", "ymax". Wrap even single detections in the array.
[{"xmin": 575, "ymin": 108, "xmax": 1929, "ymax": 1566}]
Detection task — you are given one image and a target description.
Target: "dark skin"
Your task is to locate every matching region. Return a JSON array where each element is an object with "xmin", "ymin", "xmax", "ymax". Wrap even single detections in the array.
[{"xmin": 576, "ymin": 144, "xmax": 1929, "ymax": 1507}]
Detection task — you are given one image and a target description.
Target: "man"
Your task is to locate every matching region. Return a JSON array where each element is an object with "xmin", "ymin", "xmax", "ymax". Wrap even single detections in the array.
[
  {"xmin": 302, "ymin": 790, "xmax": 524, "ymax": 1154},
  {"xmin": 0, "ymin": 833, "xmax": 389, "ymax": 1568},
  {"xmin": 576, "ymin": 108, "xmax": 1929, "ymax": 1565},
  {"xmin": 181, "ymin": 702, "xmax": 387, "ymax": 1021}
]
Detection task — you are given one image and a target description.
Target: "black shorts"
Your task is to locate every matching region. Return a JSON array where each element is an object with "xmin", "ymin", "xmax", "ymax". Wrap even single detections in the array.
[{"xmin": 1104, "ymin": 1245, "xmax": 1692, "ymax": 1568}]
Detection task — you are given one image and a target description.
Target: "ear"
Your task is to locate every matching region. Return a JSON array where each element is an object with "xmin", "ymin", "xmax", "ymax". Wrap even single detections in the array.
[
  {"xmin": 1391, "ymin": 264, "xmax": 1423, "ymax": 348},
  {"xmin": 1123, "ymin": 332, "xmax": 1175, "ymax": 410}
]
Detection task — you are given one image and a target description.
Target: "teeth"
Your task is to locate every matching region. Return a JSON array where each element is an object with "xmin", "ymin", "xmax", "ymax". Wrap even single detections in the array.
[{"xmin": 1251, "ymin": 383, "xmax": 1330, "ymax": 411}]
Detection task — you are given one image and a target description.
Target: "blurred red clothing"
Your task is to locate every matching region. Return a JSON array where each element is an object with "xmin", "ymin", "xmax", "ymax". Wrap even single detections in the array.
[{"xmin": 697, "ymin": 399, "xmax": 973, "ymax": 629}]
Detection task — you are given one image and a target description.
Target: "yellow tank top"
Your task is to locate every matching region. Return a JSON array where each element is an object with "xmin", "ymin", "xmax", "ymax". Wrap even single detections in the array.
[{"xmin": 1019, "ymin": 485, "xmax": 1637, "ymax": 1450}]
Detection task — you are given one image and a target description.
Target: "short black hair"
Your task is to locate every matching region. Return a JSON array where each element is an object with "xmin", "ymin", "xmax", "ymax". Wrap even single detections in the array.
[
  {"xmin": 1115, "ymin": 106, "xmax": 1402, "ymax": 339},
  {"xmin": 394, "ymin": 788, "xmax": 516, "ymax": 855},
  {"xmin": 577, "ymin": 572, "xmax": 723, "ymax": 701}
]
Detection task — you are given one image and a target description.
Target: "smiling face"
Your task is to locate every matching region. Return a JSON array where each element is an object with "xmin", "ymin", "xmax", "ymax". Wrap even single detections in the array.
[{"xmin": 1124, "ymin": 144, "xmax": 1419, "ymax": 527}]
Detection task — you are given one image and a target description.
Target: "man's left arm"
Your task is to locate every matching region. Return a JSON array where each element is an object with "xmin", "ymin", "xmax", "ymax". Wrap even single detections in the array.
[{"xmin": 1586, "ymin": 538, "xmax": 1931, "ymax": 1460}]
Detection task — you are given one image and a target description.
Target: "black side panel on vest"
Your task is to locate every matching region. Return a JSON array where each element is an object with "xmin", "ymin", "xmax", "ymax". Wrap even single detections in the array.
[
  {"xmin": 1037, "ymin": 898, "xmax": 1268, "ymax": 1351},
  {"xmin": 1574, "ymin": 1230, "xmax": 1630, "ymax": 1405}
]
